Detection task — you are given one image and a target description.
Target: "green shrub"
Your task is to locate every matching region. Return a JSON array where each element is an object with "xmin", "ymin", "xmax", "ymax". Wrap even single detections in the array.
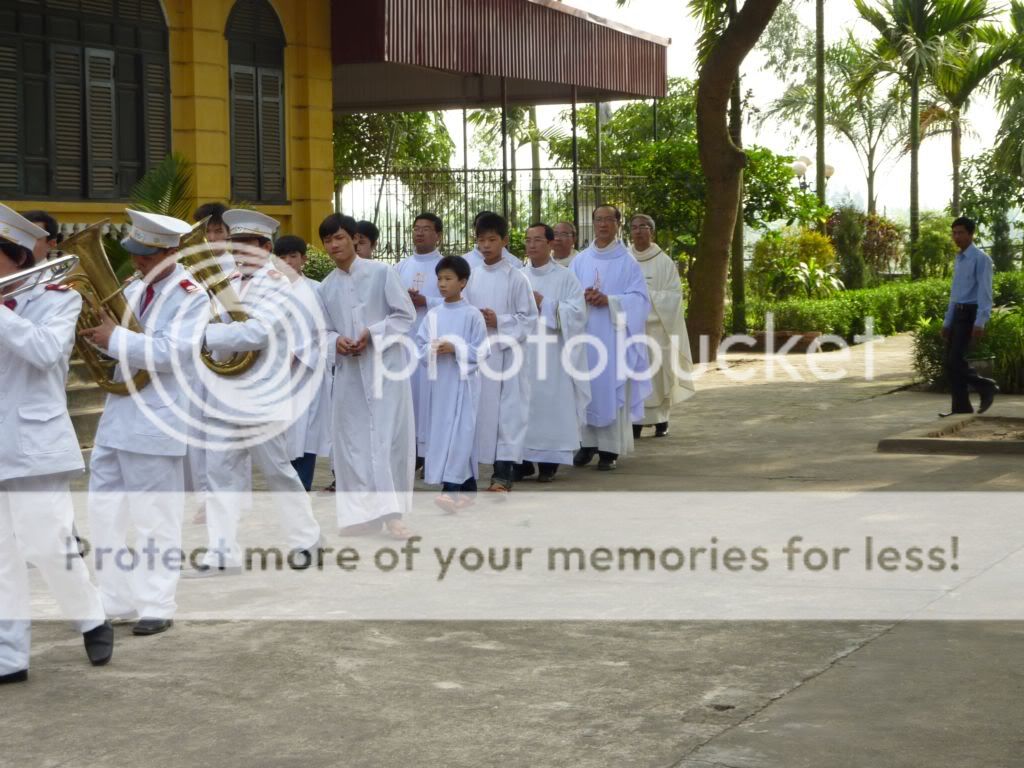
[
  {"xmin": 749, "ymin": 228, "xmax": 840, "ymax": 300},
  {"xmin": 828, "ymin": 206, "xmax": 866, "ymax": 290},
  {"xmin": 304, "ymin": 247, "xmax": 335, "ymax": 282},
  {"xmin": 861, "ymin": 213, "xmax": 905, "ymax": 280},
  {"xmin": 910, "ymin": 212, "xmax": 956, "ymax": 279},
  {"xmin": 912, "ymin": 308, "xmax": 1024, "ymax": 393}
]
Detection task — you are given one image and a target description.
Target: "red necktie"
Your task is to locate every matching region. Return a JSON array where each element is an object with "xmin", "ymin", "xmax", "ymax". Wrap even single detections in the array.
[
  {"xmin": 3, "ymin": 298, "xmax": 16, "ymax": 311},
  {"xmin": 139, "ymin": 284, "xmax": 156, "ymax": 315}
]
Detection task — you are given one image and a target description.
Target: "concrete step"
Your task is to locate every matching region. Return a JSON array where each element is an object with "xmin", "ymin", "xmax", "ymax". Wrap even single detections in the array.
[{"xmin": 67, "ymin": 381, "xmax": 106, "ymax": 411}]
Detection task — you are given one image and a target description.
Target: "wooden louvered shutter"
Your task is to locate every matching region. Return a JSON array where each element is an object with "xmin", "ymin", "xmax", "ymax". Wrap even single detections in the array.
[
  {"xmin": 230, "ymin": 64, "xmax": 258, "ymax": 201},
  {"xmin": 51, "ymin": 45, "xmax": 84, "ymax": 197},
  {"xmin": 142, "ymin": 53, "xmax": 170, "ymax": 168},
  {"xmin": 0, "ymin": 38, "xmax": 19, "ymax": 194},
  {"xmin": 257, "ymin": 67, "xmax": 284, "ymax": 202},
  {"xmin": 85, "ymin": 48, "xmax": 117, "ymax": 199}
]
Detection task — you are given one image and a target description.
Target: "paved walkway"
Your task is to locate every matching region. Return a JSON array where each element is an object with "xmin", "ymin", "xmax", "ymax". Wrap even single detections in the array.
[{"xmin": 11, "ymin": 335, "xmax": 1022, "ymax": 767}]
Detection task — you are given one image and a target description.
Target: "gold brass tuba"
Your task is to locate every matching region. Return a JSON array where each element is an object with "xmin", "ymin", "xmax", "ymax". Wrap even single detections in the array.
[
  {"xmin": 61, "ymin": 221, "xmax": 151, "ymax": 396},
  {"xmin": 176, "ymin": 218, "xmax": 260, "ymax": 377}
]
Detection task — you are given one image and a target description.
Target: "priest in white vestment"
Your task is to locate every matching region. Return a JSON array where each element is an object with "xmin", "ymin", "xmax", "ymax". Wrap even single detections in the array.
[
  {"xmin": 395, "ymin": 213, "xmax": 445, "ymax": 463},
  {"xmin": 552, "ymin": 221, "xmax": 579, "ymax": 267},
  {"xmin": 464, "ymin": 213, "xmax": 538, "ymax": 491},
  {"xmin": 570, "ymin": 206, "xmax": 651, "ymax": 471},
  {"xmin": 629, "ymin": 214, "xmax": 695, "ymax": 438},
  {"xmin": 520, "ymin": 223, "xmax": 590, "ymax": 482},
  {"xmin": 317, "ymin": 214, "xmax": 417, "ymax": 540}
]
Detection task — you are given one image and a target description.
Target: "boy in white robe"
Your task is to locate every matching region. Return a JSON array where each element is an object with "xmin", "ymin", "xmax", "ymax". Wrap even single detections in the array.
[
  {"xmin": 520, "ymin": 223, "xmax": 590, "ymax": 483},
  {"xmin": 416, "ymin": 255, "xmax": 489, "ymax": 512},
  {"xmin": 464, "ymin": 213, "xmax": 538, "ymax": 492},
  {"xmin": 274, "ymin": 235, "xmax": 333, "ymax": 490},
  {"xmin": 463, "ymin": 211, "xmax": 524, "ymax": 271},
  {"xmin": 570, "ymin": 206, "xmax": 652, "ymax": 471},
  {"xmin": 318, "ymin": 214, "xmax": 417, "ymax": 540},
  {"xmin": 628, "ymin": 214, "xmax": 695, "ymax": 438},
  {"xmin": 354, "ymin": 220, "xmax": 379, "ymax": 260}
]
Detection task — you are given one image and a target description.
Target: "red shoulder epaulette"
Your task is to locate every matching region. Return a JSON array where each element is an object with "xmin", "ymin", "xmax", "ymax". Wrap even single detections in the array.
[
  {"xmin": 179, "ymin": 279, "xmax": 199, "ymax": 294},
  {"xmin": 45, "ymin": 283, "xmax": 70, "ymax": 292}
]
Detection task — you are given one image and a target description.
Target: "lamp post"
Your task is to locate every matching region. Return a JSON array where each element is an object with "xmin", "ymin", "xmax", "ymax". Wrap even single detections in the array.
[{"xmin": 791, "ymin": 156, "xmax": 834, "ymax": 194}]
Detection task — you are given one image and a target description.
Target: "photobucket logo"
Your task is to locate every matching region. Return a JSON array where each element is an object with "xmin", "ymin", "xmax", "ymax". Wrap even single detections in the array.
[
  {"xmin": 366, "ymin": 312, "xmax": 883, "ymax": 398},
  {"xmin": 105, "ymin": 242, "xmax": 328, "ymax": 451}
]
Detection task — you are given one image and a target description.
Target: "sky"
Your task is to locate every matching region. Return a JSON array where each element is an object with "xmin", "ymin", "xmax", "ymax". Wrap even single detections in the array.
[{"xmin": 443, "ymin": 0, "xmax": 1007, "ymax": 223}]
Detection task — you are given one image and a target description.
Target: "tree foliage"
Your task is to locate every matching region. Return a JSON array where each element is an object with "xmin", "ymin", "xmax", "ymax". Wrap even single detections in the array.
[{"xmin": 333, "ymin": 112, "xmax": 454, "ymax": 183}]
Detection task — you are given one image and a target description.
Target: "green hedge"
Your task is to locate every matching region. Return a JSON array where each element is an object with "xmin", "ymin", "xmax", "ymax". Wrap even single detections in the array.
[
  {"xmin": 733, "ymin": 272, "xmax": 1024, "ymax": 340},
  {"xmin": 912, "ymin": 309, "xmax": 1024, "ymax": 394}
]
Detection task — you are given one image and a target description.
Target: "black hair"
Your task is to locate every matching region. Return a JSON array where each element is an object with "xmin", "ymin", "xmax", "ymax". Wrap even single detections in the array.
[
  {"xmin": 319, "ymin": 213, "xmax": 358, "ymax": 242},
  {"xmin": 0, "ymin": 241, "xmax": 34, "ymax": 269},
  {"xmin": 527, "ymin": 222, "xmax": 555, "ymax": 241},
  {"xmin": 414, "ymin": 212, "xmax": 443, "ymax": 234},
  {"xmin": 951, "ymin": 216, "xmax": 976, "ymax": 235},
  {"xmin": 356, "ymin": 220, "xmax": 380, "ymax": 245},
  {"xmin": 436, "ymin": 255, "xmax": 471, "ymax": 282},
  {"xmin": 593, "ymin": 204, "xmax": 622, "ymax": 222},
  {"xmin": 475, "ymin": 212, "xmax": 508, "ymax": 239},
  {"xmin": 473, "ymin": 210, "xmax": 498, "ymax": 225},
  {"xmin": 194, "ymin": 202, "xmax": 228, "ymax": 226},
  {"xmin": 273, "ymin": 235, "xmax": 308, "ymax": 257},
  {"xmin": 22, "ymin": 210, "xmax": 60, "ymax": 243}
]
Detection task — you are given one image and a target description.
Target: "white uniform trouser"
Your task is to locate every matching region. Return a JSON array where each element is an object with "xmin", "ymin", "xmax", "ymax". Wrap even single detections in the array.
[
  {"xmin": 184, "ymin": 386, "xmax": 210, "ymax": 496},
  {"xmin": 202, "ymin": 422, "xmax": 320, "ymax": 569},
  {"xmin": 0, "ymin": 473, "xmax": 105, "ymax": 676},
  {"xmin": 87, "ymin": 446, "xmax": 184, "ymax": 620}
]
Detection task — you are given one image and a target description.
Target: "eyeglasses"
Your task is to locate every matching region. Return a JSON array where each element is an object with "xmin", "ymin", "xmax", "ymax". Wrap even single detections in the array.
[
  {"xmin": 593, "ymin": 216, "xmax": 618, "ymax": 224},
  {"xmin": 630, "ymin": 224, "xmax": 652, "ymax": 231}
]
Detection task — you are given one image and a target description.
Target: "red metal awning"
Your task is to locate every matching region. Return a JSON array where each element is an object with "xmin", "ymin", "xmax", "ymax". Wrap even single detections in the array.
[{"xmin": 332, "ymin": 0, "xmax": 669, "ymax": 112}]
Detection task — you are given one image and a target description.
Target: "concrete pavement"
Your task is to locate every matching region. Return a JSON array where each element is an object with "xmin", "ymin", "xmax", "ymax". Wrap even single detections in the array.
[{"xmin": 7, "ymin": 334, "xmax": 1022, "ymax": 767}]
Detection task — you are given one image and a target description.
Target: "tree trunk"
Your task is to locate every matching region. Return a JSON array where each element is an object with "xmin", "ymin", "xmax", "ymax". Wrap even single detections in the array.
[
  {"xmin": 814, "ymin": 0, "xmax": 826, "ymax": 208},
  {"xmin": 866, "ymin": 146, "xmax": 876, "ymax": 216},
  {"xmin": 530, "ymin": 106, "xmax": 542, "ymax": 224},
  {"xmin": 690, "ymin": 0, "xmax": 783, "ymax": 360},
  {"xmin": 729, "ymin": 60, "xmax": 745, "ymax": 335},
  {"xmin": 909, "ymin": 74, "xmax": 920, "ymax": 267},
  {"xmin": 334, "ymin": 181, "xmax": 342, "ymax": 214},
  {"xmin": 951, "ymin": 111, "xmax": 962, "ymax": 218}
]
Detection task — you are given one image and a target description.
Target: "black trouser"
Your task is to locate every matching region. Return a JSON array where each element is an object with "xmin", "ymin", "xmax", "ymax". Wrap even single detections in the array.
[
  {"xmin": 538, "ymin": 462, "xmax": 559, "ymax": 477},
  {"xmin": 491, "ymin": 460, "xmax": 515, "ymax": 489},
  {"xmin": 290, "ymin": 453, "xmax": 317, "ymax": 492},
  {"xmin": 442, "ymin": 477, "xmax": 477, "ymax": 496},
  {"xmin": 945, "ymin": 304, "xmax": 993, "ymax": 413}
]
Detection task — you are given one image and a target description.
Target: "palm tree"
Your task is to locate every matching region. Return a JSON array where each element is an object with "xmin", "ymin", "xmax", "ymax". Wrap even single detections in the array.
[
  {"xmin": 764, "ymin": 35, "xmax": 906, "ymax": 215},
  {"xmin": 921, "ymin": 24, "xmax": 1024, "ymax": 216},
  {"xmin": 986, "ymin": 2, "xmax": 1024, "ymax": 180},
  {"xmin": 855, "ymin": 0, "xmax": 993, "ymax": 254},
  {"xmin": 814, "ymin": 0, "xmax": 826, "ymax": 206}
]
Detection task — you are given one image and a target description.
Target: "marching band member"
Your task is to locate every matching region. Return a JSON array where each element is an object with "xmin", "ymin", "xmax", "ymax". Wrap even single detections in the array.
[
  {"xmin": 80, "ymin": 211, "xmax": 206, "ymax": 636},
  {"xmin": 191, "ymin": 210, "xmax": 322, "ymax": 576},
  {"xmin": 273, "ymin": 234, "xmax": 332, "ymax": 492},
  {"xmin": 0, "ymin": 204, "xmax": 112, "ymax": 682}
]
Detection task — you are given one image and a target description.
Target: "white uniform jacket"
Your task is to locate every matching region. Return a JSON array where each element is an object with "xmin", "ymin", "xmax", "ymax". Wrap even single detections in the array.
[{"xmin": 0, "ymin": 283, "xmax": 84, "ymax": 481}]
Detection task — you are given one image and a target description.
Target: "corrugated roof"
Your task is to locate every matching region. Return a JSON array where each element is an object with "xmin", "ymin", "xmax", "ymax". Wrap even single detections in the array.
[{"xmin": 333, "ymin": 0, "xmax": 668, "ymax": 112}]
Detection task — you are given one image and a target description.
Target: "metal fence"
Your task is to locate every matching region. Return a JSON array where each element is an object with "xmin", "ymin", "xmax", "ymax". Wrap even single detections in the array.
[{"xmin": 336, "ymin": 168, "xmax": 647, "ymax": 262}]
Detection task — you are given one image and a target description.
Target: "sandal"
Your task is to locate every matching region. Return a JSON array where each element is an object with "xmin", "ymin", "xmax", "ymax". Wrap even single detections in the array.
[
  {"xmin": 384, "ymin": 519, "xmax": 416, "ymax": 541},
  {"xmin": 434, "ymin": 494, "xmax": 458, "ymax": 515}
]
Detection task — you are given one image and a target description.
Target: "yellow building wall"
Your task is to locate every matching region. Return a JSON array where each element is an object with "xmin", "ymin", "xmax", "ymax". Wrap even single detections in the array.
[{"xmin": 11, "ymin": 0, "xmax": 334, "ymax": 242}]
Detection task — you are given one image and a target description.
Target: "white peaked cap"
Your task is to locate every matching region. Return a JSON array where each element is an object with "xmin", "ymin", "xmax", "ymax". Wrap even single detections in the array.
[
  {"xmin": 125, "ymin": 209, "xmax": 191, "ymax": 249},
  {"xmin": 223, "ymin": 209, "xmax": 280, "ymax": 240},
  {"xmin": 0, "ymin": 203, "xmax": 48, "ymax": 250}
]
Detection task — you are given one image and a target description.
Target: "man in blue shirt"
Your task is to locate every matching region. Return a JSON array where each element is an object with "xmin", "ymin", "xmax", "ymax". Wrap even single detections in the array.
[{"xmin": 941, "ymin": 216, "xmax": 997, "ymax": 417}]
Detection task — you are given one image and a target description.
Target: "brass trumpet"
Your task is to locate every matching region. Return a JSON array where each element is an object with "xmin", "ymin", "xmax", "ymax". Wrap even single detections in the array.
[
  {"xmin": 0, "ymin": 254, "xmax": 79, "ymax": 299},
  {"xmin": 61, "ymin": 221, "xmax": 151, "ymax": 396},
  {"xmin": 177, "ymin": 218, "xmax": 260, "ymax": 377}
]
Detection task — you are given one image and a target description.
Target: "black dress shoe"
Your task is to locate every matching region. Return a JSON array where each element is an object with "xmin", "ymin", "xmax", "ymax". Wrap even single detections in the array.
[
  {"xmin": 537, "ymin": 470, "xmax": 555, "ymax": 483},
  {"xmin": 573, "ymin": 447, "xmax": 598, "ymax": 467},
  {"xmin": 597, "ymin": 452, "xmax": 618, "ymax": 471},
  {"xmin": 632, "ymin": 424, "xmax": 643, "ymax": 439},
  {"xmin": 654, "ymin": 422, "xmax": 669, "ymax": 438},
  {"xmin": 978, "ymin": 384, "xmax": 999, "ymax": 414},
  {"xmin": 83, "ymin": 621, "xmax": 114, "ymax": 667},
  {"xmin": 939, "ymin": 409, "xmax": 974, "ymax": 418},
  {"xmin": 132, "ymin": 618, "xmax": 173, "ymax": 636},
  {"xmin": 0, "ymin": 669, "xmax": 28, "ymax": 684}
]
